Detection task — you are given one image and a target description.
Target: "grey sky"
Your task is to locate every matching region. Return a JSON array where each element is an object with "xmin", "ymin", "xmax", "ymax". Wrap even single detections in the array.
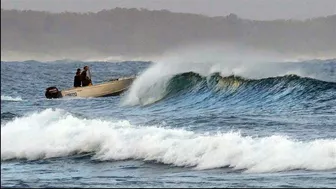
[{"xmin": 1, "ymin": 0, "xmax": 336, "ymax": 20}]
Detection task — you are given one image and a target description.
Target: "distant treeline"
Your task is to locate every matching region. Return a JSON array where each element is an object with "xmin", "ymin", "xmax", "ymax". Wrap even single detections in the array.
[{"xmin": 1, "ymin": 8, "xmax": 336, "ymax": 58}]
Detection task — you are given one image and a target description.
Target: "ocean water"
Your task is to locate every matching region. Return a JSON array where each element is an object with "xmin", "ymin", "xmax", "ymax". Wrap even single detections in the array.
[{"xmin": 1, "ymin": 59, "xmax": 336, "ymax": 188}]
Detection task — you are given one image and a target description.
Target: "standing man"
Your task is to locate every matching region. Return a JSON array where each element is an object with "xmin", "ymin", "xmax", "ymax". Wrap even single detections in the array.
[
  {"xmin": 73, "ymin": 68, "xmax": 82, "ymax": 87},
  {"xmin": 81, "ymin": 66, "xmax": 93, "ymax": 86}
]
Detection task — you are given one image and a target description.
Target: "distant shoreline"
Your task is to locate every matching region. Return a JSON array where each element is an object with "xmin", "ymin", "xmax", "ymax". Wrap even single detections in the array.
[{"xmin": 2, "ymin": 8, "xmax": 335, "ymax": 61}]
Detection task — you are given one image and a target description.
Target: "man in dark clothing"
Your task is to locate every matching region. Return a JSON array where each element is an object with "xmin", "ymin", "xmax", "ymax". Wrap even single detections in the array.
[
  {"xmin": 81, "ymin": 66, "xmax": 92, "ymax": 87},
  {"xmin": 73, "ymin": 68, "xmax": 82, "ymax": 87}
]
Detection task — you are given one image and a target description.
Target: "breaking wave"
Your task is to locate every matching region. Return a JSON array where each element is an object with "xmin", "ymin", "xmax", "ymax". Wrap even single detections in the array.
[
  {"xmin": 1, "ymin": 109, "xmax": 336, "ymax": 173},
  {"xmin": 123, "ymin": 72, "xmax": 336, "ymax": 107}
]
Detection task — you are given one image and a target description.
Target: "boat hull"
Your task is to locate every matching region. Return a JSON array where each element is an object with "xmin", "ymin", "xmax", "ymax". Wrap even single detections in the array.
[{"xmin": 45, "ymin": 77, "xmax": 135, "ymax": 99}]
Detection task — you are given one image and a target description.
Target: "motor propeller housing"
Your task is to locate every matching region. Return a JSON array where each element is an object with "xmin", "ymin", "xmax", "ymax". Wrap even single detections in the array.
[{"xmin": 45, "ymin": 86, "xmax": 62, "ymax": 99}]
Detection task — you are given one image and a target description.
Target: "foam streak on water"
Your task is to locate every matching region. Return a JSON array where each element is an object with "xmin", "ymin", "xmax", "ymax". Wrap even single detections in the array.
[{"xmin": 1, "ymin": 95, "xmax": 23, "ymax": 101}]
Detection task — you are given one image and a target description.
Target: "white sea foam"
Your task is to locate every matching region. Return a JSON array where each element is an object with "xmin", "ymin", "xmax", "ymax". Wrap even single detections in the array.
[
  {"xmin": 1, "ymin": 109, "xmax": 335, "ymax": 173},
  {"xmin": 1, "ymin": 95, "xmax": 23, "ymax": 101}
]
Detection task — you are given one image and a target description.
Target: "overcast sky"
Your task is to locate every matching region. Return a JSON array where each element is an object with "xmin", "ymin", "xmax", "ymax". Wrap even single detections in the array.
[{"xmin": 2, "ymin": 0, "xmax": 336, "ymax": 20}]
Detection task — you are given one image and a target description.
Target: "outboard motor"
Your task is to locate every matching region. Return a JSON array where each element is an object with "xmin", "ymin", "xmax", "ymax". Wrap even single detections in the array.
[{"xmin": 45, "ymin": 86, "xmax": 62, "ymax": 99}]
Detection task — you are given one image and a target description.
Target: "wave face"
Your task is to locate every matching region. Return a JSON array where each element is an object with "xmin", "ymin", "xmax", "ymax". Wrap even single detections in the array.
[
  {"xmin": 2, "ymin": 108, "xmax": 336, "ymax": 173},
  {"xmin": 167, "ymin": 72, "xmax": 335, "ymax": 102},
  {"xmin": 123, "ymin": 71, "xmax": 336, "ymax": 116}
]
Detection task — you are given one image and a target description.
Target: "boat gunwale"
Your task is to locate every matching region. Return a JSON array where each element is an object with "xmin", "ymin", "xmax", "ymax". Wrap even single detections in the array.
[{"xmin": 62, "ymin": 77, "xmax": 135, "ymax": 92}]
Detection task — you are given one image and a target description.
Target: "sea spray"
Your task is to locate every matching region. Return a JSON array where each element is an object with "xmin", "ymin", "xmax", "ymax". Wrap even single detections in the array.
[{"xmin": 122, "ymin": 45, "xmax": 325, "ymax": 106}]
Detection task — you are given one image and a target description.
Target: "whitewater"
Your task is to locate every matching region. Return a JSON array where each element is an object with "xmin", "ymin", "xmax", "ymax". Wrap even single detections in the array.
[
  {"xmin": 2, "ymin": 108, "xmax": 336, "ymax": 173},
  {"xmin": 1, "ymin": 52, "xmax": 336, "ymax": 187}
]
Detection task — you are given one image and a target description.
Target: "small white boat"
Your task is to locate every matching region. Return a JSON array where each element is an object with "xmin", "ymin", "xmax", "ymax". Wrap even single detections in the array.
[{"xmin": 45, "ymin": 76, "xmax": 135, "ymax": 99}]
